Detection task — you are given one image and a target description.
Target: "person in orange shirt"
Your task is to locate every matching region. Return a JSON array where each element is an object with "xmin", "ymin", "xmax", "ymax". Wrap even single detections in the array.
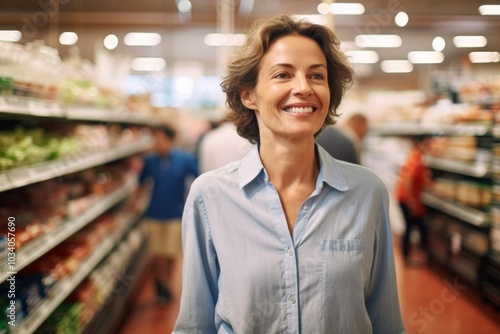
[{"xmin": 396, "ymin": 136, "xmax": 431, "ymax": 263}]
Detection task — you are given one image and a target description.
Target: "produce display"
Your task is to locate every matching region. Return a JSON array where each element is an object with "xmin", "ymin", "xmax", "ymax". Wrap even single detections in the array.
[
  {"xmin": 0, "ymin": 123, "xmax": 145, "ymax": 172},
  {"xmin": 0, "ymin": 127, "xmax": 79, "ymax": 171}
]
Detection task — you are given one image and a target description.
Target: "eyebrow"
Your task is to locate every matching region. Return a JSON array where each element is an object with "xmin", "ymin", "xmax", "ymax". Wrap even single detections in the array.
[{"xmin": 269, "ymin": 63, "xmax": 327, "ymax": 73}]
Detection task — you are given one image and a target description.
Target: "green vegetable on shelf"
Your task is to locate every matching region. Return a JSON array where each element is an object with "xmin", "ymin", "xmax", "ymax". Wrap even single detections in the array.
[{"xmin": 0, "ymin": 127, "xmax": 81, "ymax": 171}]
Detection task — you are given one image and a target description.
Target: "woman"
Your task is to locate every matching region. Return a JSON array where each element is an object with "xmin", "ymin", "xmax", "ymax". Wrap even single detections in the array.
[{"xmin": 174, "ymin": 14, "xmax": 405, "ymax": 334}]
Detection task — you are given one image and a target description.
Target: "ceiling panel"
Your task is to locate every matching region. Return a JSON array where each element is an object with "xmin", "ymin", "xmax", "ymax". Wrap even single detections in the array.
[{"xmin": 0, "ymin": 0, "xmax": 498, "ymax": 79}]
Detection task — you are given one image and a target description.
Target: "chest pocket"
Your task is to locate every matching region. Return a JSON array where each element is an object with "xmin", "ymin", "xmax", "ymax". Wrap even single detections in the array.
[
  {"xmin": 320, "ymin": 239, "xmax": 365, "ymax": 306},
  {"xmin": 320, "ymin": 239, "xmax": 365, "ymax": 253}
]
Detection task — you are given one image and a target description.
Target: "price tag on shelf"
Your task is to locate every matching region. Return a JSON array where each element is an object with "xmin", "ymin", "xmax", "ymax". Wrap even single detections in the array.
[
  {"xmin": 0, "ymin": 173, "xmax": 11, "ymax": 191},
  {"xmin": 0, "ymin": 96, "xmax": 7, "ymax": 109},
  {"xmin": 43, "ymin": 101, "xmax": 63, "ymax": 117},
  {"xmin": 32, "ymin": 163, "xmax": 59, "ymax": 179},
  {"xmin": 7, "ymin": 168, "xmax": 36, "ymax": 188},
  {"xmin": 28, "ymin": 99, "xmax": 48, "ymax": 116}
]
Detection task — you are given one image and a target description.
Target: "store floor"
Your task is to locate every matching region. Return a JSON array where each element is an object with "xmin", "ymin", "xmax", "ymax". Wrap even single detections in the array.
[{"xmin": 116, "ymin": 241, "xmax": 500, "ymax": 334}]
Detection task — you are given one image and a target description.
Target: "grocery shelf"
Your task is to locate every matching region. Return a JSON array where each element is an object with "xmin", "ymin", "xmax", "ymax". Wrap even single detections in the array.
[
  {"xmin": 370, "ymin": 123, "xmax": 491, "ymax": 136},
  {"xmin": 0, "ymin": 95, "xmax": 166, "ymax": 125},
  {"xmin": 82, "ymin": 229, "xmax": 149, "ymax": 334},
  {"xmin": 11, "ymin": 203, "xmax": 141, "ymax": 334},
  {"xmin": 0, "ymin": 177, "xmax": 137, "ymax": 283},
  {"xmin": 0, "ymin": 136, "xmax": 152, "ymax": 192},
  {"xmin": 422, "ymin": 192, "xmax": 490, "ymax": 227},
  {"xmin": 65, "ymin": 106, "xmax": 166, "ymax": 126},
  {"xmin": 424, "ymin": 155, "xmax": 490, "ymax": 177},
  {"xmin": 0, "ymin": 96, "xmax": 64, "ymax": 118},
  {"xmin": 491, "ymin": 125, "xmax": 500, "ymax": 138}
]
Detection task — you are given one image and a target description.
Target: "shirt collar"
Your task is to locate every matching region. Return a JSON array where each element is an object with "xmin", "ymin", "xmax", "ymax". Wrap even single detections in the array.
[
  {"xmin": 239, "ymin": 145, "xmax": 264, "ymax": 190},
  {"xmin": 239, "ymin": 144, "xmax": 349, "ymax": 192},
  {"xmin": 316, "ymin": 144, "xmax": 349, "ymax": 192}
]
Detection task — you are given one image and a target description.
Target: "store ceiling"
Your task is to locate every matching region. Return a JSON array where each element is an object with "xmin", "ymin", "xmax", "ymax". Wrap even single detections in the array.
[{"xmin": 1, "ymin": 0, "xmax": 499, "ymax": 78}]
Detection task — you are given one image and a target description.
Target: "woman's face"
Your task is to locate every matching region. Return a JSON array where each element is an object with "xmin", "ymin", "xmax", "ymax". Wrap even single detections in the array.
[{"xmin": 241, "ymin": 34, "xmax": 330, "ymax": 143}]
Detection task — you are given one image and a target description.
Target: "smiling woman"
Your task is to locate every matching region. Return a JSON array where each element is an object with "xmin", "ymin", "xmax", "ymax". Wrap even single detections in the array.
[{"xmin": 174, "ymin": 13, "xmax": 406, "ymax": 334}]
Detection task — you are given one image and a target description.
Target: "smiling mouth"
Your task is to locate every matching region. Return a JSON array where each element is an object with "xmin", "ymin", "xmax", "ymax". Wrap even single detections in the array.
[{"xmin": 283, "ymin": 107, "xmax": 315, "ymax": 114}]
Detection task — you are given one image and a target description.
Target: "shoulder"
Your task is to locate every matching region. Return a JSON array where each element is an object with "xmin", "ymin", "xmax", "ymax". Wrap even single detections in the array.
[
  {"xmin": 171, "ymin": 149, "xmax": 195, "ymax": 160},
  {"xmin": 143, "ymin": 153, "xmax": 158, "ymax": 164},
  {"xmin": 192, "ymin": 160, "xmax": 241, "ymax": 193},
  {"xmin": 336, "ymin": 160, "xmax": 387, "ymax": 193}
]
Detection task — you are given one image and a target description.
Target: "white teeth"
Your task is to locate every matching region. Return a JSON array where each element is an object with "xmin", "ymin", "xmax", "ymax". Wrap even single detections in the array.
[{"xmin": 284, "ymin": 107, "xmax": 314, "ymax": 113}]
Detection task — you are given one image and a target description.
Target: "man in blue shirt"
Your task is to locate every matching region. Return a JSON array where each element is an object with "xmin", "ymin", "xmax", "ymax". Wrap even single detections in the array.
[{"xmin": 138, "ymin": 126, "xmax": 198, "ymax": 303}]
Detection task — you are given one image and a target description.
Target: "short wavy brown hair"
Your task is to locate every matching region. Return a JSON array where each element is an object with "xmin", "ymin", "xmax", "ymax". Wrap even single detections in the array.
[{"xmin": 221, "ymin": 13, "xmax": 354, "ymax": 144}]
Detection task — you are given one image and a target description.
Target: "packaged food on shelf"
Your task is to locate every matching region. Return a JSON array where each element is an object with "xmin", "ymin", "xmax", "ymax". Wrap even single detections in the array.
[
  {"xmin": 0, "ymin": 235, "xmax": 6, "ymax": 261},
  {"xmin": 37, "ymin": 302, "xmax": 82, "ymax": 334},
  {"xmin": 66, "ymin": 279, "xmax": 100, "ymax": 326},
  {"xmin": 427, "ymin": 136, "xmax": 478, "ymax": 162},
  {"xmin": 432, "ymin": 177, "xmax": 457, "ymax": 200}
]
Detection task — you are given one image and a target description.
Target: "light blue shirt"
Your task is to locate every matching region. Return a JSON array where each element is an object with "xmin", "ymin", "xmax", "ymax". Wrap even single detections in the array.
[{"xmin": 174, "ymin": 145, "xmax": 405, "ymax": 334}]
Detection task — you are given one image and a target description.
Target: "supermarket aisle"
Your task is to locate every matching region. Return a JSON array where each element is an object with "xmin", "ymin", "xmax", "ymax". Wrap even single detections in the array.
[
  {"xmin": 117, "ymin": 242, "xmax": 500, "ymax": 334},
  {"xmin": 116, "ymin": 255, "xmax": 182, "ymax": 334},
  {"xmin": 393, "ymin": 243, "xmax": 500, "ymax": 334}
]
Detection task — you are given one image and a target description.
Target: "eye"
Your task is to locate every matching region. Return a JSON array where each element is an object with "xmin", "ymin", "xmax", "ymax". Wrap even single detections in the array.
[
  {"xmin": 310, "ymin": 73, "xmax": 326, "ymax": 80},
  {"xmin": 273, "ymin": 72, "xmax": 291, "ymax": 79}
]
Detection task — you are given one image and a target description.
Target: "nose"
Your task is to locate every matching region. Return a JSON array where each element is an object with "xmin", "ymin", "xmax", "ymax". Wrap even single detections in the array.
[{"xmin": 292, "ymin": 75, "xmax": 313, "ymax": 96}]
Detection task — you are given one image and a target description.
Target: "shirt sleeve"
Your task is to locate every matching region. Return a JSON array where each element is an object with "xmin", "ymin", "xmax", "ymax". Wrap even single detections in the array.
[
  {"xmin": 174, "ymin": 184, "xmax": 219, "ymax": 334},
  {"xmin": 366, "ymin": 187, "xmax": 406, "ymax": 334}
]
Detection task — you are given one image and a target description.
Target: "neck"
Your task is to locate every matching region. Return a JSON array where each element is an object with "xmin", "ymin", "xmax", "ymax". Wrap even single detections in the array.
[{"xmin": 259, "ymin": 137, "xmax": 319, "ymax": 189}]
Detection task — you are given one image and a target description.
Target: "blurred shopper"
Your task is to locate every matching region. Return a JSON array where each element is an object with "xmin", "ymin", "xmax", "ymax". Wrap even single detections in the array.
[
  {"xmin": 174, "ymin": 14, "xmax": 405, "ymax": 334},
  {"xmin": 198, "ymin": 119, "xmax": 254, "ymax": 173},
  {"xmin": 344, "ymin": 113, "xmax": 368, "ymax": 162},
  {"xmin": 395, "ymin": 136, "xmax": 431, "ymax": 264},
  {"xmin": 138, "ymin": 127, "xmax": 198, "ymax": 303},
  {"xmin": 315, "ymin": 125, "xmax": 359, "ymax": 164}
]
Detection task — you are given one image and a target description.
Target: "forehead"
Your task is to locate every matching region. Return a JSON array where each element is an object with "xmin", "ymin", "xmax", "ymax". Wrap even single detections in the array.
[{"xmin": 262, "ymin": 35, "xmax": 326, "ymax": 65}]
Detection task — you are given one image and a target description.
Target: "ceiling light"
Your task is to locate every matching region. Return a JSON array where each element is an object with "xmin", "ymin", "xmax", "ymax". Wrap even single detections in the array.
[
  {"xmin": 317, "ymin": 2, "xmax": 364, "ymax": 15},
  {"xmin": 408, "ymin": 51, "xmax": 444, "ymax": 64},
  {"xmin": 330, "ymin": 3, "xmax": 365, "ymax": 15},
  {"xmin": 479, "ymin": 5, "xmax": 500, "ymax": 15},
  {"xmin": 177, "ymin": 0, "xmax": 192, "ymax": 13},
  {"xmin": 204, "ymin": 33, "xmax": 245, "ymax": 46},
  {"xmin": 381, "ymin": 60, "xmax": 413, "ymax": 73},
  {"xmin": 59, "ymin": 32, "xmax": 78, "ymax": 45},
  {"xmin": 395, "ymin": 12, "xmax": 409, "ymax": 27},
  {"xmin": 344, "ymin": 50, "xmax": 379, "ymax": 64},
  {"xmin": 317, "ymin": 3, "xmax": 330, "ymax": 14},
  {"xmin": 131, "ymin": 57, "xmax": 166, "ymax": 71},
  {"xmin": 468, "ymin": 51, "xmax": 500, "ymax": 63},
  {"xmin": 453, "ymin": 36, "xmax": 487, "ymax": 48},
  {"xmin": 355, "ymin": 35, "xmax": 402, "ymax": 48},
  {"xmin": 103, "ymin": 34, "xmax": 119, "ymax": 50},
  {"xmin": 432, "ymin": 37, "xmax": 445, "ymax": 51},
  {"xmin": 124, "ymin": 32, "xmax": 161, "ymax": 46},
  {"xmin": 0, "ymin": 30, "xmax": 21, "ymax": 42},
  {"xmin": 293, "ymin": 14, "xmax": 328, "ymax": 25}
]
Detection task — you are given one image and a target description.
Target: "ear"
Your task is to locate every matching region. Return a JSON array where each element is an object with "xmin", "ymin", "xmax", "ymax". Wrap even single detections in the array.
[{"xmin": 240, "ymin": 88, "xmax": 257, "ymax": 110}]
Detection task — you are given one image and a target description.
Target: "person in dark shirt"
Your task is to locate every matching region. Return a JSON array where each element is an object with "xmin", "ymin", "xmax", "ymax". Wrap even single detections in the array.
[
  {"xmin": 316, "ymin": 125, "xmax": 359, "ymax": 164},
  {"xmin": 138, "ymin": 126, "xmax": 198, "ymax": 303}
]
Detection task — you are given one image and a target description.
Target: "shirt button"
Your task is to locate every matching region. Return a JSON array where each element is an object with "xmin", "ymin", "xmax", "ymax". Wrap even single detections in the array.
[
  {"xmin": 289, "ymin": 296, "xmax": 296, "ymax": 304},
  {"xmin": 287, "ymin": 248, "xmax": 294, "ymax": 256}
]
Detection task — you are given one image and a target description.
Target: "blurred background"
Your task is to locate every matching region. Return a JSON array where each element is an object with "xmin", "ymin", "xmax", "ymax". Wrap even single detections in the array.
[{"xmin": 0, "ymin": 1, "xmax": 499, "ymax": 333}]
